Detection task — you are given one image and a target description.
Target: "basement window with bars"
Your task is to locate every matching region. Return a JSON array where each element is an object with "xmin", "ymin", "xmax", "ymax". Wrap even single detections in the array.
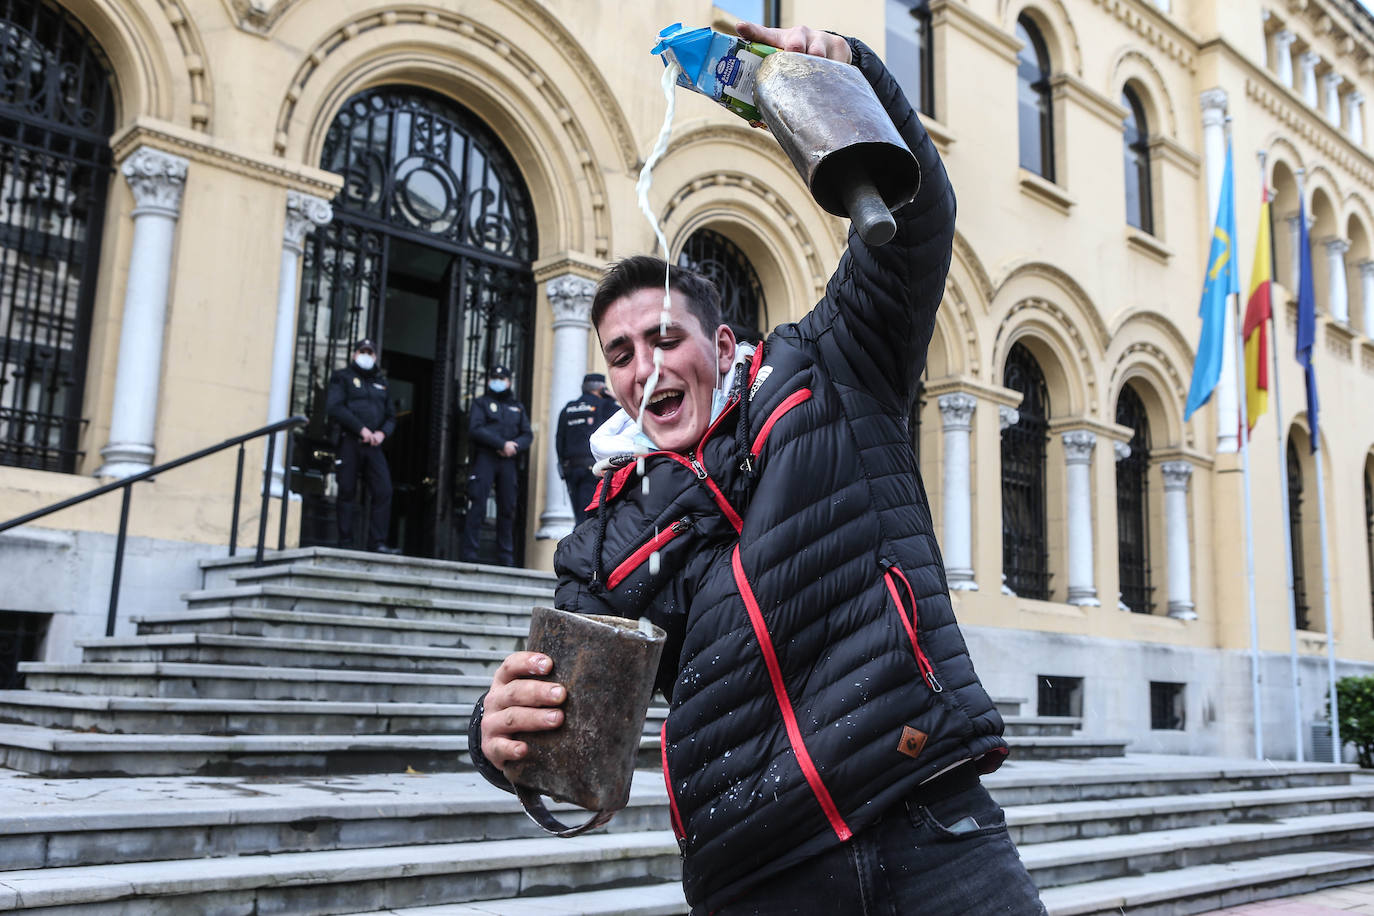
[
  {"xmin": 1150, "ymin": 681, "xmax": 1185, "ymax": 730},
  {"xmin": 0, "ymin": 611, "xmax": 49, "ymax": 689},
  {"xmin": 1037, "ymin": 675, "xmax": 1083, "ymax": 718}
]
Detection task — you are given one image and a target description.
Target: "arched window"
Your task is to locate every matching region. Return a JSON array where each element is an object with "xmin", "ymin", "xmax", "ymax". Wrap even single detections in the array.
[
  {"xmin": 886, "ymin": 0, "xmax": 935, "ymax": 117},
  {"xmin": 1122, "ymin": 86, "xmax": 1153, "ymax": 233},
  {"xmin": 1115, "ymin": 384, "xmax": 1153, "ymax": 613},
  {"xmin": 1002, "ymin": 342, "xmax": 1051, "ymax": 599},
  {"xmin": 1016, "ymin": 16, "xmax": 1054, "ymax": 181},
  {"xmin": 0, "ymin": 0, "xmax": 115, "ymax": 472},
  {"xmin": 1288, "ymin": 437, "xmax": 1310, "ymax": 630},
  {"xmin": 678, "ymin": 228, "xmax": 767, "ymax": 340}
]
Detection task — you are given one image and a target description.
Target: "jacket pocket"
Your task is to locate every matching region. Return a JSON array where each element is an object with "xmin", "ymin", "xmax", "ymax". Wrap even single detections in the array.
[
  {"xmin": 883, "ymin": 563, "xmax": 943, "ymax": 693},
  {"xmin": 607, "ymin": 518, "xmax": 691, "ymax": 590},
  {"xmin": 660, "ymin": 721, "xmax": 687, "ymax": 846}
]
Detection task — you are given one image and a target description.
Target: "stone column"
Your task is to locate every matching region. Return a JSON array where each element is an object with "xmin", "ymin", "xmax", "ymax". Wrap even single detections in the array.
[
  {"xmin": 1288, "ymin": 215, "xmax": 1304, "ymax": 292},
  {"xmin": 1324, "ymin": 238, "xmax": 1351, "ymax": 324},
  {"xmin": 1300, "ymin": 52, "xmax": 1321, "ymax": 107},
  {"xmin": 1161, "ymin": 461, "xmax": 1196, "ymax": 620},
  {"xmin": 1063, "ymin": 430, "xmax": 1099, "ymax": 607},
  {"xmin": 266, "ymin": 191, "xmax": 333, "ymax": 494},
  {"xmin": 1274, "ymin": 30, "xmax": 1296, "ymax": 88},
  {"xmin": 938, "ymin": 393, "xmax": 977, "ymax": 591},
  {"xmin": 1359, "ymin": 260, "xmax": 1374, "ymax": 336},
  {"xmin": 1200, "ymin": 89, "xmax": 1237, "ymax": 454},
  {"xmin": 1348, "ymin": 92, "xmax": 1365, "ymax": 145},
  {"xmin": 536, "ymin": 274, "xmax": 595, "ymax": 540},
  {"xmin": 1324, "ymin": 72, "xmax": 1344, "ymax": 125},
  {"xmin": 1114, "ymin": 441, "xmax": 1132, "ymax": 611},
  {"xmin": 97, "ymin": 147, "xmax": 189, "ymax": 478},
  {"xmin": 999, "ymin": 406, "xmax": 1019, "ymax": 596}
]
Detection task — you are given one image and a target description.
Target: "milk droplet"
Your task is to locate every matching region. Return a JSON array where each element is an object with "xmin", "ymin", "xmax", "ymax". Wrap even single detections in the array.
[{"xmin": 649, "ymin": 551, "xmax": 661, "ymax": 576}]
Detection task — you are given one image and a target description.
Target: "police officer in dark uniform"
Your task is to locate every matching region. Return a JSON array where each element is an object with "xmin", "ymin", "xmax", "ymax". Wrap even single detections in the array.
[
  {"xmin": 556, "ymin": 373, "xmax": 618, "ymax": 524},
  {"xmin": 325, "ymin": 338, "xmax": 399, "ymax": 553},
  {"xmin": 460, "ymin": 364, "xmax": 532, "ymax": 566}
]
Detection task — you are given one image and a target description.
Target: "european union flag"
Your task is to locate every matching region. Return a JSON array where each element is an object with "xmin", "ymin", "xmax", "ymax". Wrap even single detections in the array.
[
  {"xmin": 1184, "ymin": 142, "xmax": 1239, "ymax": 421},
  {"xmin": 1295, "ymin": 190, "xmax": 1320, "ymax": 452}
]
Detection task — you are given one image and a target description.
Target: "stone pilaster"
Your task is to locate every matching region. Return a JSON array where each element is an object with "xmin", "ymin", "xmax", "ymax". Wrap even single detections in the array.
[
  {"xmin": 938, "ymin": 393, "xmax": 977, "ymax": 591},
  {"xmin": 1062, "ymin": 430, "xmax": 1099, "ymax": 607}
]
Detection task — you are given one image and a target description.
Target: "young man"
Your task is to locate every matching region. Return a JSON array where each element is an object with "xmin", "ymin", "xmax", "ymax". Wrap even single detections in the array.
[{"xmin": 469, "ymin": 23, "xmax": 1045, "ymax": 915}]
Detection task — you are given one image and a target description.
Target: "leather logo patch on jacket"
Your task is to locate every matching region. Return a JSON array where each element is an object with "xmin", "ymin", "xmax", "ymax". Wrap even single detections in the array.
[{"xmin": 898, "ymin": 726, "xmax": 928, "ymax": 759}]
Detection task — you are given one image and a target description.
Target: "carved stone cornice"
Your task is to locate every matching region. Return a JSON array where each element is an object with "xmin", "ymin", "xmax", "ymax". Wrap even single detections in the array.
[
  {"xmin": 1245, "ymin": 74, "xmax": 1374, "ymax": 184},
  {"xmin": 121, "ymin": 147, "xmax": 189, "ymax": 216},
  {"xmin": 283, "ymin": 190, "xmax": 333, "ymax": 251},
  {"xmin": 1084, "ymin": 0, "xmax": 1197, "ymax": 73}
]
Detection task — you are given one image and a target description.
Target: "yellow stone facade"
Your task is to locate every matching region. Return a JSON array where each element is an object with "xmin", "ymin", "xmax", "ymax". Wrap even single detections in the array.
[{"xmin": 3, "ymin": 0, "xmax": 1374, "ymax": 756}]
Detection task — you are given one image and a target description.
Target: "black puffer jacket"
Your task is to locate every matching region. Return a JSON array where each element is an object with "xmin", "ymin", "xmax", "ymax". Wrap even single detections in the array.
[{"xmin": 473, "ymin": 38, "xmax": 1005, "ymax": 912}]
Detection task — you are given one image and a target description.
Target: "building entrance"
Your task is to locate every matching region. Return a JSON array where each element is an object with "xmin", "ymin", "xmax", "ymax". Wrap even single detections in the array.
[{"xmin": 289, "ymin": 87, "xmax": 537, "ymax": 563}]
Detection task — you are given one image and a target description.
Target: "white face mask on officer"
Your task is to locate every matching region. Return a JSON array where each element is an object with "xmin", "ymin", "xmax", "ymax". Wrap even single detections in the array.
[
  {"xmin": 354, "ymin": 352, "xmax": 376, "ymax": 371},
  {"xmin": 488, "ymin": 379, "xmax": 509, "ymax": 393}
]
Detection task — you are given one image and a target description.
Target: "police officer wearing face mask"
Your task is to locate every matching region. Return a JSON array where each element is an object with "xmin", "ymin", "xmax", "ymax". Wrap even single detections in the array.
[
  {"xmin": 556, "ymin": 373, "xmax": 618, "ymax": 524},
  {"xmin": 326, "ymin": 339, "xmax": 399, "ymax": 553},
  {"xmin": 460, "ymin": 364, "xmax": 532, "ymax": 566}
]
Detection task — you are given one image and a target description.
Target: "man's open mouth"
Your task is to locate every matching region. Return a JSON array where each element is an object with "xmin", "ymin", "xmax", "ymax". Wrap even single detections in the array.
[{"xmin": 646, "ymin": 389, "xmax": 684, "ymax": 419}]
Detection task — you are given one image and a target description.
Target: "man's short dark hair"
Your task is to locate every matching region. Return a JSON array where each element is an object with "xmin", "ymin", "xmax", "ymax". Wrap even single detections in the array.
[{"xmin": 591, "ymin": 255, "xmax": 723, "ymax": 338}]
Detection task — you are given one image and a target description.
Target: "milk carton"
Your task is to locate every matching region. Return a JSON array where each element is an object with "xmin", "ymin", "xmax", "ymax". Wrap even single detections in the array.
[{"xmin": 651, "ymin": 23, "xmax": 778, "ymax": 123}]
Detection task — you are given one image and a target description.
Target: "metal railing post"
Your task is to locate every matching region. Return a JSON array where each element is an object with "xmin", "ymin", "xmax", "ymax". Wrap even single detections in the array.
[
  {"xmin": 106, "ymin": 486, "xmax": 132, "ymax": 638},
  {"xmin": 229, "ymin": 442, "xmax": 245, "ymax": 557},
  {"xmin": 255, "ymin": 432, "xmax": 277, "ymax": 567},
  {"xmin": 277, "ymin": 430, "xmax": 293, "ymax": 551}
]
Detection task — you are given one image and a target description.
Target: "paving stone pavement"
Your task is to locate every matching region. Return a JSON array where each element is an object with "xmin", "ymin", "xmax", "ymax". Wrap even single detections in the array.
[{"xmin": 1199, "ymin": 880, "xmax": 1374, "ymax": 914}]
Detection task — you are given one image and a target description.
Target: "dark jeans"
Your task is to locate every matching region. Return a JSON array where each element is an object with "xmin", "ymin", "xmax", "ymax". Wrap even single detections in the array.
[
  {"xmin": 461, "ymin": 449, "xmax": 518, "ymax": 565},
  {"xmin": 335, "ymin": 435, "xmax": 392, "ymax": 548},
  {"xmin": 705, "ymin": 776, "xmax": 1045, "ymax": 916},
  {"xmin": 564, "ymin": 466, "xmax": 597, "ymax": 524}
]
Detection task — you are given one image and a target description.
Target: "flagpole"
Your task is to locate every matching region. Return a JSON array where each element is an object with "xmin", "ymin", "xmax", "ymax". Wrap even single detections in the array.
[
  {"xmin": 1271, "ymin": 161, "xmax": 1305, "ymax": 762},
  {"xmin": 1232, "ymin": 127, "xmax": 1263, "ymax": 760},
  {"xmin": 1313, "ymin": 429, "xmax": 1341, "ymax": 762}
]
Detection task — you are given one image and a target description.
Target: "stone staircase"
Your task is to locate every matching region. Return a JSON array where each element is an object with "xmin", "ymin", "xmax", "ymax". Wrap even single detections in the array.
[{"xmin": 0, "ymin": 548, "xmax": 1369, "ymax": 914}]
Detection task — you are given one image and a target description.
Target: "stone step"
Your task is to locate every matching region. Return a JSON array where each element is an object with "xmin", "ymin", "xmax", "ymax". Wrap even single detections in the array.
[
  {"xmin": 1002, "ymin": 735, "xmax": 1128, "ymax": 759},
  {"xmin": 983, "ymin": 755, "xmax": 1359, "ymax": 806},
  {"xmin": 200, "ymin": 547, "xmax": 557, "ymax": 592},
  {"xmin": 183, "ymin": 583, "xmax": 538, "ymax": 628},
  {"xmin": 0, "ymin": 690, "xmax": 476, "ymax": 735},
  {"xmin": 0, "ymin": 770, "xmax": 674, "ymax": 871},
  {"xmin": 218, "ymin": 563, "xmax": 555, "ymax": 610},
  {"xmin": 133, "ymin": 607, "xmax": 527, "ymax": 652},
  {"xmin": 1007, "ymin": 782, "xmax": 1374, "ymax": 845},
  {"xmin": 0, "ymin": 830, "xmax": 683, "ymax": 914},
  {"xmin": 1039, "ymin": 849, "xmax": 1374, "ymax": 916},
  {"xmin": 1022, "ymin": 810, "xmax": 1374, "ymax": 888},
  {"xmin": 993, "ymin": 695, "xmax": 1028, "ymax": 717},
  {"xmin": 342, "ymin": 882, "xmax": 688, "ymax": 915},
  {"xmin": 77, "ymin": 633, "xmax": 509, "ymax": 676},
  {"xmin": 19, "ymin": 661, "xmax": 492, "ymax": 704},
  {"xmin": 1002, "ymin": 715, "xmax": 1080, "ymax": 737}
]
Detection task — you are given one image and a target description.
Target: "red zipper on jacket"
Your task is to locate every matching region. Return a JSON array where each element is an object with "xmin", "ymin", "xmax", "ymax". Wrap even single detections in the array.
[
  {"xmin": 607, "ymin": 518, "xmax": 691, "ymax": 589},
  {"xmin": 732, "ymin": 545, "xmax": 852, "ymax": 841},
  {"xmin": 747, "ymin": 388, "xmax": 812, "ymax": 464},
  {"xmin": 883, "ymin": 563, "xmax": 943, "ymax": 692},
  {"xmin": 660, "ymin": 721, "xmax": 686, "ymax": 842}
]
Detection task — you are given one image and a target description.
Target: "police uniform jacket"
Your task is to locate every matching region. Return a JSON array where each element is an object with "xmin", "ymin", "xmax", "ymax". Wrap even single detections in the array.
[
  {"xmin": 556, "ymin": 392, "xmax": 615, "ymax": 473},
  {"xmin": 326, "ymin": 364, "xmax": 395, "ymax": 440},
  {"xmin": 470, "ymin": 38, "xmax": 1004, "ymax": 913},
  {"xmin": 468, "ymin": 389, "xmax": 532, "ymax": 455}
]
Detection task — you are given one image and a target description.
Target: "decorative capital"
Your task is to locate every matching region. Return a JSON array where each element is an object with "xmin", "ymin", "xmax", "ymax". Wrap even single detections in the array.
[
  {"xmin": 937, "ymin": 393, "xmax": 977, "ymax": 430},
  {"xmin": 546, "ymin": 274, "xmax": 595, "ymax": 327},
  {"xmin": 1061, "ymin": 429, "xmax": 1097, "ymax": 463},
  {"xmin": 1114, "ymin": 441, "xmax": 1132, "ymax": 462},
  {"xmin": 284, "ymin": 190, "xmax": 333, "ymax": 250},
  {"xmin": 1323, "ymin": 237, "xmax": 1350, "ymax": 256},
  {"xmin": 1199, "ymin": 88, "xmax": 1228, "ymax": 125},
  {"xmin": 1358, "ymin": 259, "xmax": 1374, "ymax": 277},
  {"xmin": 1324, "ymin": 71, "xmax": 1345, "ymax": 87},
  {"xmin": 1274, "ymin": 29, "xmax": 1296, "ymax": 48},
  {"xmin": 1300, "ymin": 51, "xmax": 1323, "ymax": 70},
  {"xmin": 121, "ymin": 146, "xmax": 189, "ymax": 216},
  {"xmin": 1349, "ymin": 91, "xmax": 1365, "ymax": 106},
  {"xmin": 1161, "ymin": 461, "xmax": 1194, "ymax": 490},
  {"xmin": 998, "ymin": 405, "xmax": 1020, "ymax": 431}
]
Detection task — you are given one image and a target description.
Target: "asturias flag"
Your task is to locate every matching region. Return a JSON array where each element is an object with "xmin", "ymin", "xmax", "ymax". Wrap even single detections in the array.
[
  {"xmin": 1295, "ymin": 191, "xmax": 1320, "ymax": 452},
  {"xmin": 1242, "ymin": 181, "xmax": 1272, "ymax": 433},
  {"xmin": 1185, "ymin": 142, "xmax": 1239, "ymax": 421}
]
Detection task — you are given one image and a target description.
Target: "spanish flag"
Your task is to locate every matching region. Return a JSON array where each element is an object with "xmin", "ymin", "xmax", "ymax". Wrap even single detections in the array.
[{"xmin": 1242, "ymin": 185, "xmax": 1272, "ymax": 433}]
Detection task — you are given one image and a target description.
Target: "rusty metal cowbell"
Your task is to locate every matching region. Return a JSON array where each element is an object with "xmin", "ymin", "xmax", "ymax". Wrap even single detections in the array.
[
  {"xmin": 503, "ymin": 606, "xmax": 666, "ymax": 837},
  {"xmin": 755, "ymin": 51, "xmax": 921, "ymax": 246}
]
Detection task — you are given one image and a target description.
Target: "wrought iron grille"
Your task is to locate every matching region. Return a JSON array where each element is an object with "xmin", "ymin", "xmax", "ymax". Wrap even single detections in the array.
[
  {"xmin": 1115, "ymin": 384, "xmax": 1153, "ymax": 613},
  {"xmin": 1149, "ymin": 681, "xmax": 1185, "ymax": 730},
  {"xmin": 0, "ymin": 0, "xmax": 113, "ymax": 472},
  {"xmin": 1002, "ymin": 342, "xmax": 1051, "ymax": 599},
  {"xmin": 1288, "ymin": 438, "xmax": 1310, "ymax": 630},
  {"xmin": 1037, "ymin": 675, "xmax": 1082, "ymax": 718},
  {"xmin": 678, "ymin": 228, "xmax": 767, "ymax": 339}
]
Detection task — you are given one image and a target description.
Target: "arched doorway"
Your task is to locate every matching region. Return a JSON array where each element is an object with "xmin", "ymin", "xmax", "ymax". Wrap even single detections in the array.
[
  {"xmin": 0, "ymin": 0, "xmax": 115, "ymax": 472},
  {"xmin": 1002, "ymin": 341, "xmax": 1051, "ymax": 599},
  {"xmin": 291, "ymin": 87, "xmax": 537, "ymax": 561},
  {"xmin": 678, "ymin": 228, "xmax": 767, "ymax": 341}
]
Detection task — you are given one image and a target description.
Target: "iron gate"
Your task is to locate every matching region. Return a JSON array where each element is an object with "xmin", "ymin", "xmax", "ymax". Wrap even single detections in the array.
[{"xmin": 1001, "ymin": 342, "xmax": 1050, "ymax": 600}]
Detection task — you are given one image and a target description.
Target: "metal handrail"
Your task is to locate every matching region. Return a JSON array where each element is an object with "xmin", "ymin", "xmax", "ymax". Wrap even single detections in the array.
[{"xmin": 0, "ymin": 416, "xmax": 307, "ymax": 636}]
